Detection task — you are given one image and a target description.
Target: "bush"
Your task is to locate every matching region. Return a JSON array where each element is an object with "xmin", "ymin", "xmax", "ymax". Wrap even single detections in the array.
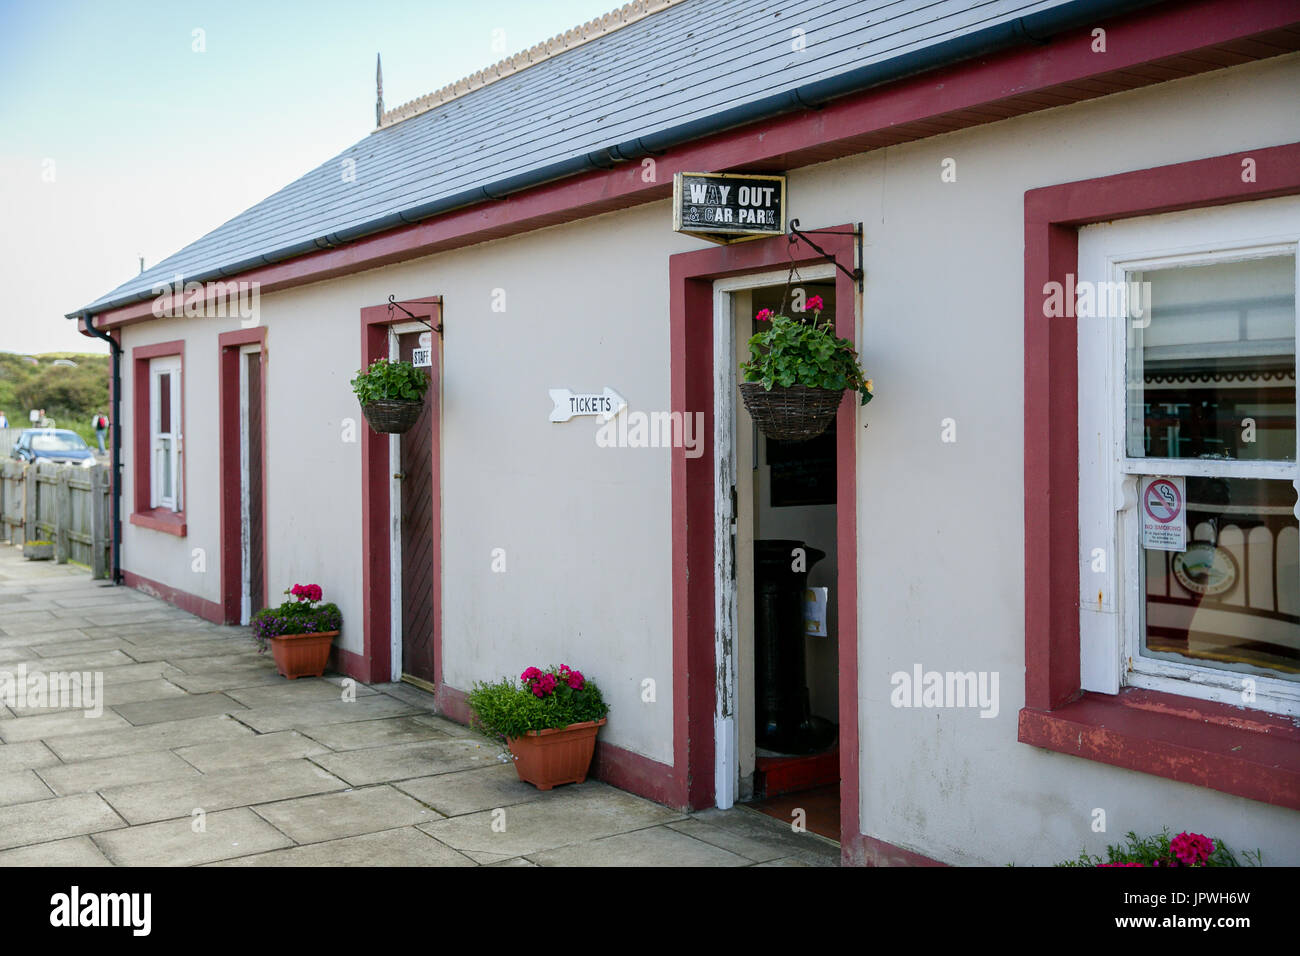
[
  {"xmin": 1058, "ymin": 829, "xmax": 1261, "ymax": 867},
  {"xmin": 740, "ymin": 298, "xmax": 873, "ymax": 405},
  {"xmin": 350, "ymin": 359, "xmax": 429, "ymax": 404},
  {"xmin": 468, "ymin": 665, "xmax": 609, "ymax": 742},
  {"xmin": 250, "ymin": 584, "xmax": 341, "ymax": 653}
]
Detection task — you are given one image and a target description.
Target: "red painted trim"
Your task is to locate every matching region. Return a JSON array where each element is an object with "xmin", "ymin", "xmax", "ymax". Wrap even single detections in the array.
[
  {"xmin": 1021, "ymin": 141, "xmax": 1300, "ymax": 807},
  {"xmin": 1020, "ymin": 690, "xmax": 1300, "ymax": 810},
  {"xmin": 128, "ymin": 509, "xmax": 187, "ymax": 537},
  {"xmin": 358, "ymin": 298, "xmax": 442, "ymax": 685},
  {"xmin": 122, "ymin": 569, "xmax": 223, "ymax": 624},
  {"xmin": 669, "ymin": 228, "xmax": 862, "ymax": 849},
  {"xmin": 841, "ymin": 831, "xmax": 948, "ymax": 868},
  {"xmin": 130, "ymin": 340, "xmax": 185, "ymax": 534},
  {"xmin": 83, "ymin": 0, "xmax": 1300, "ymax": 333},
  {"xmin": 218, "ymin": 327, "xmax": 268, "ymax": 625},
  {"xmin": 435, "ymin": 684, "xmax": 684, "ymax": 807}
]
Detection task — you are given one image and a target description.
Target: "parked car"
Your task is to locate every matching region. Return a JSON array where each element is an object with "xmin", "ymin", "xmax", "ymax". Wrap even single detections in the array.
[{"xmin": 9, "ymin": 429, "xmax": 95, "ymax": 466}]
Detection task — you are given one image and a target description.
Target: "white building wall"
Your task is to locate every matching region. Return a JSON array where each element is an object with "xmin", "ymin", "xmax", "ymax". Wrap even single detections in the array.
[{"xmin": 115, "ymin": 50, "xmax": 1300, "ymax": 863}]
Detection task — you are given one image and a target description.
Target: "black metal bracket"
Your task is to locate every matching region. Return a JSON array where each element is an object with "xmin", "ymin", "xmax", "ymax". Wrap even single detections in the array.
[
  {"xmin": 787, "ymin": 219, "xmax": 863, "ymax": 292},
  {"xmin": 387, "ymin": 294, "xmax": 443, "ymax": 337}
]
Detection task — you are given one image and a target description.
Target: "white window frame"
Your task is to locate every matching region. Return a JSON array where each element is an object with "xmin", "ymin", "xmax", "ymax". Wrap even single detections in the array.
[
  {"xmin": 1078, "ymin": 195, "xmax": 1300, "ymax": 717},
  {"xmin": 149, "ymin": 356, "xmax": 182, "ymax": 512}
]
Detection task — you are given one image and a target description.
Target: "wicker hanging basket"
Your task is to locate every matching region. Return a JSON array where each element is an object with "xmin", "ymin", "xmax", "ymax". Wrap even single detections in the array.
[
  {"xmin": 739, "ymin": 383, "xmax": 843, "ymax": 442},
  {"xmin": 360, "ymin": 399, "xmax": 424, "ymax": 434}
]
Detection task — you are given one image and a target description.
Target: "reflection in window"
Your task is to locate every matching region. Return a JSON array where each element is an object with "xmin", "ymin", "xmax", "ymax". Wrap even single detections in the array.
[{"xmin": 1127, "ymin": 255, "xmax": 1296, "ymax": 461}]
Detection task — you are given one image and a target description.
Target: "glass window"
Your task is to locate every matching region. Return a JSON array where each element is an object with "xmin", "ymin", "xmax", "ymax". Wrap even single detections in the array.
[{"xmin": 1126, "ymin": 253, "xmax": 1299, "ymax": 689}]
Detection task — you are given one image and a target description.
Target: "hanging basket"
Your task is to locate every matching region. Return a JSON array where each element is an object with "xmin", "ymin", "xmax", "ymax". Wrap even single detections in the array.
[
  {"xmin": 739, "ymin": 383, "xmax": 843, "ymax": 442},
  {"xmin": 360, "ymin": 399, "xmax": 424, "ymax": 434}
]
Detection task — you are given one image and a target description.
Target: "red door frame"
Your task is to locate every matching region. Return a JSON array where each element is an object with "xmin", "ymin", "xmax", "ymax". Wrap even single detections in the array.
[
  {"xmin": 218, "ymin": 327, "xmax": 267, "ymax": 624},
  {"xmin": 669, "ymin": 226, "xmax": 861, "ymax": 858},
  {"xmin": 347, "ymin": 298, "xmax": 443, "ymax": 684}
]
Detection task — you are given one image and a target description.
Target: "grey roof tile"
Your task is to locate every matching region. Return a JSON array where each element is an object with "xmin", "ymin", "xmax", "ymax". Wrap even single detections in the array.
[{"xmin": 76, "ymin": 0, "xmax": 1076, "ymax": 315}]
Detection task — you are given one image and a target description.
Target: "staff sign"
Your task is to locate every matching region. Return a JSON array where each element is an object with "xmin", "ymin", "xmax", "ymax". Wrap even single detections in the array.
[{"xmin": 673, "ymin": 172, "xmax": 786, "ymax": 244}]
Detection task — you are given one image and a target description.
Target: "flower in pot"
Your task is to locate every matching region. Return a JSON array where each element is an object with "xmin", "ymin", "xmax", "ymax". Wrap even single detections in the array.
[
  {"xmin": 251, "ymin": 584, "xmax": 342, "ymax": 680},
  {"xmin": 739, "ymin": 295, "xmax": 872, "ymax": 441},
  {"xmin": 467, "ymin": 664, "xmax": 610, "ymax": 790},
  {"xmin": 350, "ymin": 358, "xmax": 430, "ymax": 434}
]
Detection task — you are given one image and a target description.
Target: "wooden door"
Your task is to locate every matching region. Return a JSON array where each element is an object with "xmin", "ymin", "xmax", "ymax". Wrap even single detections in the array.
[{"xmin": 397, "ymin": 333, "xmax": 437, "ymax": 685}]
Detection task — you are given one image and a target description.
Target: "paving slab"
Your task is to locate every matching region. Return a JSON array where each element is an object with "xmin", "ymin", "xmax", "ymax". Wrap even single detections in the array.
[
  {"xmin": 174, "ymin": 730, "xmax": 330, "ymax": 773},
  {"xmin": 0, "ymin": 709, "xmax": 132, "ymax": 743},
  {"xmin": 311, "ymin": 737, "xmax": 496, "ymax": 786},
  {"xmin": 296, "ymin": 715, "xmax": 455, "ymax": 752},
  {"xmin": 0, "ymin": 835, "xmax": 114, "ymax": 866},
  {"xmin": 0, "ymin": 792, "xmax": 125, "ymax": 850},
  {"xmin": 232, "ymin": 694, "xmax": 421, "ymax": 733},
  {"xmin": 0, "ymin": 740, "xmax": 60, "ymax": 773},
  {"xmin": 44, "ymin": 713, "xmax": 255, "ymax": 762},
  {"xmin": 528, "ymin": 825, "xmax": 753, "ymax": 867},
  {"xmin": 677, "ymin": 807, "xmax": 841, "ymax": 866},
  {"xmin": 0, "ymin": 769, "xmax": 54, "ymax": 806},
  {"xmin": 0, "ymin": 629, "xmax": 94, "ymax": 648},
  {"xmin": 93, "ymin": 808, "xmax": 293, "ymax": 866},
  {"xmin": 209, "ymin": 825, "xmax": 475, "ymax": 867},
  {"xmin": 0, "ymin": 646, "xmax": 35, "ymax": 663},
  {"xmin": 8, "ymin": 677, "xmax": 185, "ymax": 718},
  {"xmin": 225, "ymin": 679, "xmax": 377, "ymax": 709},
  {"xmin": 417, "ymin": 784, "xmax": 687, "ymax": 864},
  {"xmin": 15, "ymin": 649, "xmax": 135, "ymax": 672},
  {"xmin": 99, "ymin": 758, "xmax": 348, "ymax": 824},
  {"xmin": 394, "ymin": 763, "xmax": 548, "ymax": 817},
  {"xmin": 37, "ymin": 750, "xmax": 202, "ymax": 796},
  {"xmin": 166, "ymin": 664, "xmax": 282, "ymax": 694},
  {"xmin": 111, "ymin": 692, "xmax": 247, "ymax": 725},
  {"xmin": 29, "ymin": 637, "xmax": 135, "ymax": 658},
  {"xmin": 118, "ymin": 639, "xmax": 254, "ymax": 663},
  {"xmin": 252, "ymin": 785, "xmax": 440, "ymax": 844}
]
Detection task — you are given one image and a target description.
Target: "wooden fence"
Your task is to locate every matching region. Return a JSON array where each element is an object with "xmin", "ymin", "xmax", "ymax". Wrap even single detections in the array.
[{"xmin": 0, "ymin": 460, "xmax": 111, "ymax": 578}]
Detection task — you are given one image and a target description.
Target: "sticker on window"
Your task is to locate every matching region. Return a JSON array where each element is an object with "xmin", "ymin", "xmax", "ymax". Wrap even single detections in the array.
[{"xmin": 1141, "ymin": 476, "xmax": 1187, "ymax": 552}]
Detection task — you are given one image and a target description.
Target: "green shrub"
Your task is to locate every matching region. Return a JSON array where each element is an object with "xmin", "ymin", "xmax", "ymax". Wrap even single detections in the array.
[
  {"xmin": 350, "ymin": 359, "xmax": 429, "ymax": 404},
  {"xmin": 468, "ymin": 665, "xmax": 609, "ymax": 742},
  {"xmin": 740, "ymin": 302, "xmax": 873, "ymax": 405},
  {"xmin": 1057, "ymin": 829, "xmax": 1260, "ymax": 867}
]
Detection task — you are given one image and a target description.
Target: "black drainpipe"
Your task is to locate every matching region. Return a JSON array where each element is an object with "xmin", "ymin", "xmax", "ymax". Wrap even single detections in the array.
[{"xmin": 81, "ymin": 312, "xmax": 122, "ymax": 584}]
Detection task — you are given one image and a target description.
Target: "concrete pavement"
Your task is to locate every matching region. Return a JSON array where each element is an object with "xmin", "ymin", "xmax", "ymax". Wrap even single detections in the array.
[{"xmin": 0, "ymin": 545, "xmax": 839, "ymax": 867}]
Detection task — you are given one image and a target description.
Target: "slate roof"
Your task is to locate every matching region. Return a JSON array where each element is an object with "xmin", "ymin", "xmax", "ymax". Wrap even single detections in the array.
[{"xmin": 76, "ymin": 0, "xmax": 1083, "ymax": 316}]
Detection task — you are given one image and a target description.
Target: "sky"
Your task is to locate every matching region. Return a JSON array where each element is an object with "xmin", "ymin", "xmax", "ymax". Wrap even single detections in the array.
[{"xmin": 0, "ymin": 0, "xmax": 619, "ymax": 355}]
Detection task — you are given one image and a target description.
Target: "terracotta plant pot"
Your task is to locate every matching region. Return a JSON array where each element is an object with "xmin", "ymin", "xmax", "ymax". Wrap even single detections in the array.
[
  {"xmin": 268, "ymin": 630, "xmax": 338, "ymax": 679},
  {"xmin": 507, "ymin": 717, "xmax": 607, "ymax": 790}
]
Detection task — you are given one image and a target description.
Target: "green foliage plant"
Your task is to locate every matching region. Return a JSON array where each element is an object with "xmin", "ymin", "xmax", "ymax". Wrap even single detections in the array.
[
  {"xmin": 350, "ymin": 358, "xmax": 430, "ymax": 404},
  {"xmin": 468, "ymin": 665, "xmax": 609, "ymax": 744},
  {"xmin": 739, "ymin": 300, "xmax": 874, "ymax": 405}
]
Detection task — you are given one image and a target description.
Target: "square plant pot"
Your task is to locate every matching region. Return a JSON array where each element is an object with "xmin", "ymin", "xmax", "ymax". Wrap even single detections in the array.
[{"xmin": 23, "ymin": 541, "xmax": 54, "ymax": 561}]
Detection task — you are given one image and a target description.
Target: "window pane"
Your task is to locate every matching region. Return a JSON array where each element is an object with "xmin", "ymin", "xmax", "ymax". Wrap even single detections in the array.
[
  {"xmin": 1126, "ymin": 255, "xmax": 1296, "ymax": 461},
  {"xmin": 158, "ymin": 372, "xmax": 172, "ymax": 433},
  {"xmin": 1142, "ymin": 477, "xmax": 1299, "ymax": 682},
  {"xmin": 160, "ymin": 437, "xmax": 173, "ymax": 499}
]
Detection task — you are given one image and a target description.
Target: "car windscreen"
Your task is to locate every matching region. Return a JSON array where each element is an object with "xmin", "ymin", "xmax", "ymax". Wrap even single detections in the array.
[{"xmin": 30, "ymin": 433, "xmax": 89, "ymax": 452}]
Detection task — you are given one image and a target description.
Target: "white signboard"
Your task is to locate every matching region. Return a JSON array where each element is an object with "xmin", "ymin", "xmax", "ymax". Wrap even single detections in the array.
[
  {"xmin": 803, "ymin": 587, "xmax": 828, "ymax": 637},
  {"xmin": 411, "ymin": 347, "xmax": 431, "ymax": 368},
  {"xmin": 1140, "ymin": 476, "xmax": 1186, "ymax": 552},
  {"xmin": 548, "ymin": 387, "xmax": 627, "ymax": 423}
]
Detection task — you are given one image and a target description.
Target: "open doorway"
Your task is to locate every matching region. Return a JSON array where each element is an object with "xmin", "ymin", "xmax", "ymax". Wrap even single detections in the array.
[{"xmin": 715, "ymin": 266, "xmax": 843, "ymax": 842}]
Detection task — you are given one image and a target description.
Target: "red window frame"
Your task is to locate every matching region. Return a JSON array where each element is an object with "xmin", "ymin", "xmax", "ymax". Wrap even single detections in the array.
[
  {"xmin": 1019, "ymin": 142, "xmax": 1300, "ymax": 810},
  {"xmin": 130, "ymin": 340, "xmax": 187, "ymax": 536}
]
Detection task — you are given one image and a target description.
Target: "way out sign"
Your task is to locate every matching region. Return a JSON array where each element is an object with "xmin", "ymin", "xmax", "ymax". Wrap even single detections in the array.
[
  {"xmin": 673, "ymin": 172, "xmax": 786, "ymax": 244},
  {"xmin": 549, "ymin": 387, "xmax": 627, "ymax": 423},
  {"xmin": 1141, "ymin": 476, "xmax": 1186, "ymax": 552}
]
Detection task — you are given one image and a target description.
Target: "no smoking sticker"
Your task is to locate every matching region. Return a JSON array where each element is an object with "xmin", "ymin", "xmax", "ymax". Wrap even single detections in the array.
[{"xmin": 1140, "ymin": 476, "xmax": 1186, "ymax": 552}]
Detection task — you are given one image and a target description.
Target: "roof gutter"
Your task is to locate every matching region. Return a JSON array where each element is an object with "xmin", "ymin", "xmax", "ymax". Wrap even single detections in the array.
[{"xmin": 72, "ymin": 0, "xmax": 1166, "ymax": 318}]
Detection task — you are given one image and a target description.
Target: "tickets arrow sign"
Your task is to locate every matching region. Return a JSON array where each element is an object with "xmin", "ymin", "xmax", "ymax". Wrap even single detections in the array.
[{"xmin": 549, "ymin": 387, "xmax": 627, "ymax": 423}]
